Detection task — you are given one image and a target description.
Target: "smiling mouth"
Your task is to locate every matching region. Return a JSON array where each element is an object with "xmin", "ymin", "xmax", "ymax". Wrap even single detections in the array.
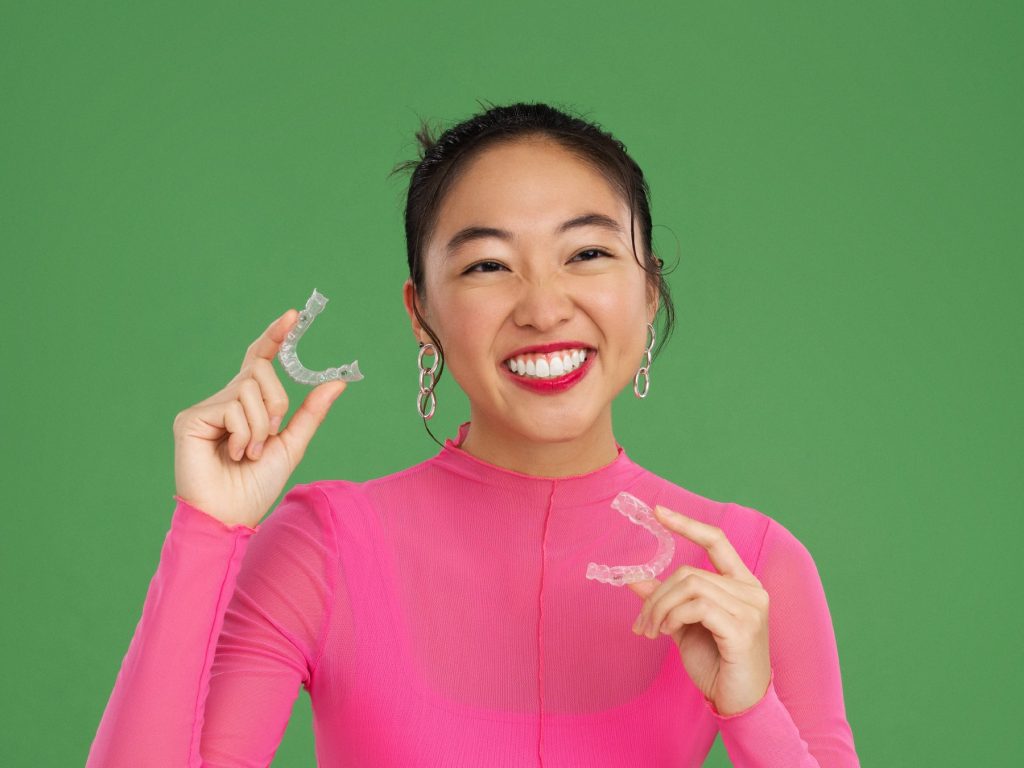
[{"xmin": 502, "ymin": 347, "xmax": 595, "ymax": 380}]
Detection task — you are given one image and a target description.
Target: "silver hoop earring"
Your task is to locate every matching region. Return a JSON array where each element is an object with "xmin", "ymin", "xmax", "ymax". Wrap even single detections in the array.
[
  {"xmin": 417, "ymin": 342, "xmax": 440, "ymax": 420},
  {"xmin": 633, "ymin": 323, "xmax": 656, "ymax": 399}
]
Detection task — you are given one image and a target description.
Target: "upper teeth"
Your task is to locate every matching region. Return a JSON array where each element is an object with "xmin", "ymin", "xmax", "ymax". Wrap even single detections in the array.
[{"xmin": 506, "ymin": 349, "xmax": 589, "ymax": 379}]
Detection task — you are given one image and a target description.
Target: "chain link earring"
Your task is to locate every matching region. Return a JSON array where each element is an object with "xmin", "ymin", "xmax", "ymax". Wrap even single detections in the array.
[
  {"xmin": 633, "ymin": 323, "xmax": 656, "ymax": 398},
  {"xmin": 417, "ymin": 342, "xmax": 440, "ymax": 419}
]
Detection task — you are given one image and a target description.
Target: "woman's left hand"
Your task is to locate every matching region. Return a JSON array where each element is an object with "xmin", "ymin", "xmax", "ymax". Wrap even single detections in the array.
[{"xmin": 626, "ymin": 504, "xmax": 772, "ymax": 716}]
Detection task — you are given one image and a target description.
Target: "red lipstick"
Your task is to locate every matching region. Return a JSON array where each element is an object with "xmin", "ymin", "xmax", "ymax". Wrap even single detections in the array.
[{"xmin": 501, "ymin": 350, "xmax": 596, "ymax": 394}]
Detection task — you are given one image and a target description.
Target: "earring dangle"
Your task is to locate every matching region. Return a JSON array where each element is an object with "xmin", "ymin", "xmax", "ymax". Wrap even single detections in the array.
[
  {"xmin": 417, "ymin": 342, "xmax": 440, "ymax": 420},
  {"xmin": 633, "ymin": 323, "xmax": 656, "ymax": 399}
]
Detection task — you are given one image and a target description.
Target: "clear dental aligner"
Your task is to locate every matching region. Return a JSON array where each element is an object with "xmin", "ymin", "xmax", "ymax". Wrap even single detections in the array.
[
  {"xmin": 277, "ymin": 289, "xmax": 364, "ymax": 386},
  {"xmin": 586, "ymin": 491, "xmax": 676, "ymax": 586}
]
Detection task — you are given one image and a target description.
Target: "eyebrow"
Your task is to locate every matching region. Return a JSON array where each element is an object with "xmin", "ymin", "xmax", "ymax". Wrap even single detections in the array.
[{"xmin": 444, "ymin": 212, "xmax": 626, "ymax": 257}]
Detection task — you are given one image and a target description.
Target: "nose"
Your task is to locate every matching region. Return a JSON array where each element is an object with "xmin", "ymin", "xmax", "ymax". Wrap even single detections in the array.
[{"xmin": 511, "ymin": 275, "xmax": 574, "ymax": 332}]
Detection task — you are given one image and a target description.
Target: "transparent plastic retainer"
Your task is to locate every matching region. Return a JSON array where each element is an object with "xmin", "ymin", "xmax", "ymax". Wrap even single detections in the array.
[
  {"xmin": 277, "ymin": 289, "xmax": 364, "ymax": 386},
  {"xmin": 586, "ymin": 491, "xmax": 676, "ymax": 586}
]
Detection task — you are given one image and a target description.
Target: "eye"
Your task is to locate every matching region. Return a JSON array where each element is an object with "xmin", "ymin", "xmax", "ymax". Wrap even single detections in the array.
[
  {"xmin": 463, "ymin": 260, "xmax": 508, "ymax": 274},
  {"xmin": 571, "ymin": 248, "xmax": 612, "ymax": 262}
]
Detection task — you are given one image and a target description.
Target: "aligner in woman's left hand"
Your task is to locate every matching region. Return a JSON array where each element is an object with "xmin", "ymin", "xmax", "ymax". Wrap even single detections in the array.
[{"xmin": 627, "ymin": 505, "xmax": 773, "ymax": 717}]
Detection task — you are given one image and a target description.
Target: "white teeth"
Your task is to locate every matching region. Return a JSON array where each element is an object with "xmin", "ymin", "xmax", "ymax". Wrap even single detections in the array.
[{"xmin": 505, "ymin": 348, "xmax": 592, "ymax": 379}]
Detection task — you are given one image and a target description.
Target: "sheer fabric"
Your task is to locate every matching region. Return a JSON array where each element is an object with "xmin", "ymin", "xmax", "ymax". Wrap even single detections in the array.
[{"xmin": 89, "ymin": 422, "xmax": 860, "ymax": 767}]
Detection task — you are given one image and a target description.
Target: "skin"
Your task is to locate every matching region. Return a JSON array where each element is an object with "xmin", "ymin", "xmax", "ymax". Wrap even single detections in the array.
[
  {"xmin": 172, "ymin": 136, "xmax": 769, "ymax": 718},
  {"xmin": 401, "ymin": 136, "xmax": 773, "ymax": 716},
  {"xmin": 402, "ymin": 135, "xmax": 657, "ymax": 476},
  {"xmin": 628, "ymin": 507, "xmax": 773, "ymax": 716}
]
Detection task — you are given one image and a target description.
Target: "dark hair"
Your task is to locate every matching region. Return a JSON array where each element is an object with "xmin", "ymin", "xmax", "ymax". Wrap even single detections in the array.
[{"xmin": 390, "ymin": 100, "xmax": 676, "ymax": 443}]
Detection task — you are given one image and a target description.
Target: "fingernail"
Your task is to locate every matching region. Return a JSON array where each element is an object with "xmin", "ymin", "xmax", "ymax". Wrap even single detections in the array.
[
  {"xmin": 252, "ymin": 441, "xmax": 263, "ymax": 459},
  {"xmin": 270, "ymin": 416, "xmax": 282, "ymax": 434}
]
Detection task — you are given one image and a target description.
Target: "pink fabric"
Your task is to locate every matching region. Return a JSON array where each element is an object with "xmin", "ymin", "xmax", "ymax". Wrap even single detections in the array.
[{"xmin": 89, "ymin": 422, "xmax": 860, "ymax": 767}]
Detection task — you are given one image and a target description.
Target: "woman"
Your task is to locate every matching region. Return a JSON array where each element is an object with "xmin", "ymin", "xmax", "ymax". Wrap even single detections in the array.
[{"xmin": 88, "ymin": 102, "xmax": 860, "ymax": 766}]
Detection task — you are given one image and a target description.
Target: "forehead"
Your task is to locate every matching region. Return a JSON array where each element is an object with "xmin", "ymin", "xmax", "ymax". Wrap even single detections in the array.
[{"xmin": 433, "ymin": 137, "xmax": 629, "ymax": 239}]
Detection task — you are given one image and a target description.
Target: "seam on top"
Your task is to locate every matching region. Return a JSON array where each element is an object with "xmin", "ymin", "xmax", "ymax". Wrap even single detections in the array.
[
  {"xmin": 536, "ymin": 479, "xmax": 556, "ymax": 768},
  {"xmin": 187, "ymin": 528, "xmax": 247, "ymax": 765},
  {"xmin": 308, "ymin": 482, "xmax": 341, "ymax": 684}
]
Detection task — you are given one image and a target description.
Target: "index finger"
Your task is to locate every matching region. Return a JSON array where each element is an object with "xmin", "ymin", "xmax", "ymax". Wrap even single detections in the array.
[
  {"xmin": 654, "ymin": 505, "xmax": 758, "ymax": 584},
  {"xmin": 243, "ymin": 309, "xmax": 297, "ymax": 367}
]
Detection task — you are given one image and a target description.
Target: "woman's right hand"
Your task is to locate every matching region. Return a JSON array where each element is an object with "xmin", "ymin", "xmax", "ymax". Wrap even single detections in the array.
[{"xmin": 172, "ymin": 309, "xmax": 347, "ymax": 529}]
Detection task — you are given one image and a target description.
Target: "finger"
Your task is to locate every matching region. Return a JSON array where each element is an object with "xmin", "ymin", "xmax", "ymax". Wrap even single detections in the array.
[
  {"xmin": 241, "ymin": 308, "xmax": 298, "ymax": 369},
  {"xmin": 640, "ymin": 574, "xmax": 747, "ymax": 639},
  {"xmin": 247, "ymin": 357, "xmax": 289, "ymax": 435},
  {"xmin": 627, "ymin": 578, "xmax": 663, "ymax": 633},
  {"xmin": 657, "ymin": 565, "xmax": 762, "ymax": 605},
  {"xmin": 235, "ymin": 378, "xmax": 270, "ymax": 459},
  {"xmin": 654, "ymin": 505, "xmax": 757, "ymax": 583},
  {"xmin": 277, "ymin": 380, "xmax": 347, "ymax": 467},
  {"xmin": 626, "ymin": 579, "xmax": 660, "ymax": 600},
  {"xmin": 660, "ymin": 596, "xmax": 740, "ymax": 642},
  {"xmin": 636, "ymin": 570, "xmax": 723, "ymax": 635},
  {"xmin": 630, "ymin": 569, "xmax": 761, "ymax": 634},
  {"xmin": 186, "ymin": 399, "xmax": 251, "ymax": 461},
  {"xmin": 221, "ymin": 400, "xmax": 250, "ymax": 461}
]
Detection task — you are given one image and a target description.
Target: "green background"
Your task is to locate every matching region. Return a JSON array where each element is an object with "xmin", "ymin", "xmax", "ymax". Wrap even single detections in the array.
[{"xmin": 2, "ymin": 1, "xmax": 1020, "ymax": 765}]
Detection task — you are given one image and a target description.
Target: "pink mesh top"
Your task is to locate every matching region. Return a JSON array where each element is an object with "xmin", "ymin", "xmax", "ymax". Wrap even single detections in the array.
[{"xmin": 89, "ymin": 422, "xmax": 860, "ymax": 767}]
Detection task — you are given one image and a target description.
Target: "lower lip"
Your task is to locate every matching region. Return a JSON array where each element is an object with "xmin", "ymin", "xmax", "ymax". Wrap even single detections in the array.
[{"xmin": 502, "ymin": 353, "xmax": 596, "ymax": 394}]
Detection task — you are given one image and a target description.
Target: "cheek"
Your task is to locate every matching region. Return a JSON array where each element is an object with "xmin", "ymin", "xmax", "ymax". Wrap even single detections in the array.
[
  {"xmin": 588, "ymin": 281, "xmax": 650, "ymax": 343},
  {"xmin": 429, "ymin": 289, "xmax": 504, "ymax": 364}
]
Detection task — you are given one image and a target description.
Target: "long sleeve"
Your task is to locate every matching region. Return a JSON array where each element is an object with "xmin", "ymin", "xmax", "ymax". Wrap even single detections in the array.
[
  {"xmin": 87, "ymin": 483, "xmax": 339, "ymax": 767},
  {"xmin": 708, "ymin": 517, "xmax": 860, "ymax": 767}
]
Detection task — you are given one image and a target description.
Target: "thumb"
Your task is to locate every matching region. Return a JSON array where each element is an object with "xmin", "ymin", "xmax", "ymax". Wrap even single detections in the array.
[
  {"xmin": 278, "ymin": 380, "xmax": 347, "ymax": 465},
  {"xmin": 626, "ymin": 578, "xmax": 661, "ymax": 600}
]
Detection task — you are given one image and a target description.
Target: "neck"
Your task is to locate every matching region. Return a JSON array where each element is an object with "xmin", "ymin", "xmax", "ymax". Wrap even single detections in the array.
[{"xmin": 457, "ymin": 410, "xmax": 620, "ymax": 477}]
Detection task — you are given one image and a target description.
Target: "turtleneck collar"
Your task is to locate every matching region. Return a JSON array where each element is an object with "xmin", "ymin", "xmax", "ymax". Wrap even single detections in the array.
[{"xmin": 429, "ymin": 421, "xmax": 646, "ymax": 506}]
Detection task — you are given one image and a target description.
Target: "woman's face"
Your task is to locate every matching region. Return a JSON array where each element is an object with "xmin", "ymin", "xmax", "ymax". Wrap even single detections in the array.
[{"xmin": 404, "ymin": 136, "xmax": 657, "ymax": 451}]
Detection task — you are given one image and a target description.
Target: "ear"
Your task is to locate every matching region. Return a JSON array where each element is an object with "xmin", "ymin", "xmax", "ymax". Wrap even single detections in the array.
[{"xmin": 402, "ymin": 278, "xmax": 429, "ymax": 344}]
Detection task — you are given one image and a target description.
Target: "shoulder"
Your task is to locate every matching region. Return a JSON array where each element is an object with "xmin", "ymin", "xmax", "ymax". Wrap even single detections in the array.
[
  {"xmin": 283, "ymin": 457, "xmax": 439, "ymax": 547},
  {"xmin": 626, "ymin": 462, "xmax": 808, "ymax": 577},
  {"xmin": 629, "ymin": 462, "xmax": 770, "ymax": 534},
  {"xmin": 300, "ymin": 454, "xmax": 437, "ymax": 509}
]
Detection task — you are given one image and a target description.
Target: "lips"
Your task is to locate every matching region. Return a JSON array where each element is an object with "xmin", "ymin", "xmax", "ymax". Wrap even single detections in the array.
[{"xmin": 499, "ymin": 348, "xmax": 598, "ymax": 397}]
